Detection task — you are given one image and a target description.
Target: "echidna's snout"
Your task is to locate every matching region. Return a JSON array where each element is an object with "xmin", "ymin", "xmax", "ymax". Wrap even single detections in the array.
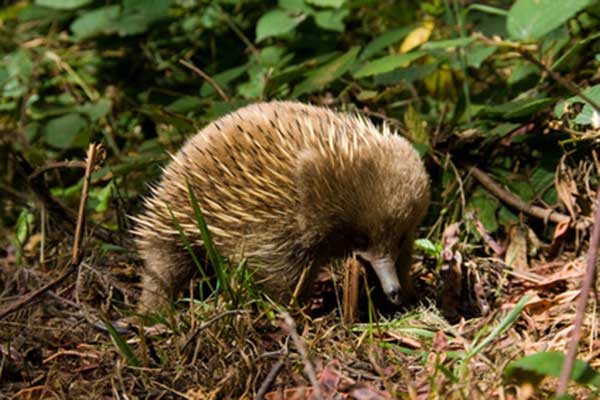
[{"xmin": 357, "ymin": 251, "xmax": 402, "ymax": 305}]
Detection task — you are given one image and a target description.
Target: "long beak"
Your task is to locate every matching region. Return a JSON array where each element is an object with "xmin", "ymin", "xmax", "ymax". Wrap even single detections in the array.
[{"xmin": 357, "ymin": 252, "xmax": 402, "ymax": 305}]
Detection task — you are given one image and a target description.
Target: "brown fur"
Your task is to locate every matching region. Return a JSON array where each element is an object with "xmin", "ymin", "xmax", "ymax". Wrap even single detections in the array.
[{"xmin": 132, "ymin": 101, "xmax": 430, "ymax": 313}]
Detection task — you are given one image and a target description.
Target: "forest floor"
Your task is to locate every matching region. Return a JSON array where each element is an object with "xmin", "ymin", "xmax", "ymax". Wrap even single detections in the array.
[{"xmin": 1, "ymin": 195, "xmax": 598, "ymax": 399}]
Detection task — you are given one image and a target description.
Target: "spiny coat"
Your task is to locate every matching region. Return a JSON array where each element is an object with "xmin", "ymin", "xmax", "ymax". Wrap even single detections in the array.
[{"xmin": 132, "ymin": 101, "xmax": 430, "ymax": 312}]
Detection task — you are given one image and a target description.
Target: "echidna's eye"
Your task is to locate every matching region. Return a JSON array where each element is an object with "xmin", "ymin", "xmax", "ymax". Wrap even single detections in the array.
[{"xmin": 352, "ymin": 234, "xmax": 370, "ymax": 250}]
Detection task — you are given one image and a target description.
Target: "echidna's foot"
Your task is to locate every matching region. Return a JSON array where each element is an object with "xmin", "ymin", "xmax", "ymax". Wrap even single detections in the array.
[{"xmin": 136, "ymin": 240, "xmax": 198, "ymax": 317}]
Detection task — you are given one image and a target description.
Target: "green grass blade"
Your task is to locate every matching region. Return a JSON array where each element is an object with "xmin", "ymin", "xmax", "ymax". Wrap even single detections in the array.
[
  {"xmin": 186, "ymin": 180, "xmax": 233, "ymax": 300},
  {"xmin": 167, "ymin": 204, "xmax": 213, "ymax": 298},
  {"xmin": 469, "ymin": 294, "xmax": 531, "ymax": 357},
  {"xmin": 101, "ymin": 316, "xmax": 140, "ymax": 367}
]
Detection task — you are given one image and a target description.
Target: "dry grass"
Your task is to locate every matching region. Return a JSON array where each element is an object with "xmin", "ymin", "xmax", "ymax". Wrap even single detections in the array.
[{"xmin": 1, "ymin": 230, "xmax": 598, "ymax": 399}]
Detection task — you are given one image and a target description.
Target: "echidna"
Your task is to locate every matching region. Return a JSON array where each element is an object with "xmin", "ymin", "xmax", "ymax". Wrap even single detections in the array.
[{"xmin": 132, "ymin": 101, "xmax": 430, "ymax": 313}]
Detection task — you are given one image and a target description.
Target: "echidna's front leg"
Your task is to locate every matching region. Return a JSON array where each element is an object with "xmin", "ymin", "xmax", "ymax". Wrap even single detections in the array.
[{"xmin": 137, "ymin": 240, "xmax": 198, "ymax": 315}]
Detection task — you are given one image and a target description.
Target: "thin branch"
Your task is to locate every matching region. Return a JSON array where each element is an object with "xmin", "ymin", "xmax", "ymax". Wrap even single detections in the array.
[
  {"xmin": 0, "ymin": 261, "xmax": 76, "ymax": 320},
  {"xmin": 14, "ymin": 151, "xmax": 117, "ymax": 244},
  {"xmin": 256, "ymin": 358, "xmax": 286, "ymax": 400},
  {"xmin": 557, "ymin": 187, "xmax": 600, "ymax": 395},
  {"xmin": 179, "ymin": 59, "xmax": 230, "ymax": 102},
  {"xmin": 29, "ymin": 160, "xmax": 87, "ymax": 180},
  {"xmin": 179, "ymin": 309, "xmax": 249, "ymax": 351},
  {"xmin": 474, "ymin": 34, "xmax": 600, "ymax": 115},
  {"xmin": 281, "ymin": 312, "xmax": 322, "ymax": 398},
  {"xmin": 72, "ymin": 144, "xmax": 99, "ymax": 265},
  {"xmin": 0, "ymin": 144, "xmax": 100, "ymax": 320},
  {"xmin": 517, "ymin": 50, "xmax": 600, "ymax": 115},
  {"xmin": 220, "ymin": 11, "xmax": 259, "ymax": 54},
  {"xmin": 469, "ymin": 165, "xmax": 588, "ymax": 230}
]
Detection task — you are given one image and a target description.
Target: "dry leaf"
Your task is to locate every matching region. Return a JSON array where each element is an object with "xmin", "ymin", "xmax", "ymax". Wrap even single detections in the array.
[
  {"xmin": 505, "ymin": 225, "xmax": 529, "ymax": 272},
  {"xmin": 399, "ymin": 20, "xmax": 434, "ymax": 53},
  {"xmin": 555, "ymin": 155, "xmax": 579, "ymax": 220},
  {"xmin": 349, "ymin": 384, "xmax": 392, "ymax": 400}
]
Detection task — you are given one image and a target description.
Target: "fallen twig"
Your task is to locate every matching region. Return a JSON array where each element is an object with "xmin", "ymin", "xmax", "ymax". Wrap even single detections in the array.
[
  {"xmin": 0, "ymin": 144, "xmax": 100, "ymax": 320},
  {"xmin": 14, "ymin": 150, "xmax": 117, "ymax": 244},
  {"xmin": 468, "ymin": 211, "xmax": 504, "ymax": 255},
  {"xmin": 255, "ymin": 358, "xmax": 286, "ymax": 400},
  {"xmin": 343, "ymin": 257, "xmax": 362, "ymax": 324},
  {"xmin": 29, "ymin": 160, "xmax": 87, "ymax": 179},
  {"xmin": 281, "ymin": 312, "xmax": 322, "ymax": 399},
  {"xmin": 179, "ymin": 59, "xmax": 230, "ymax": 102},
  {"xmin": 72, "ymin": 145, "xmax": 99, "ymax": 264},
  {"xmin": 556, "ymin": 187, "xmax": 600, "ymax": 395},
  {"xmin": 469, "ymin": 165, "xmax": 588, "ymax": 230},
  {"xmin": 179, "ymin": 309, "xmax": 250, "ymax": 351},
  {"xmin": 517, "ymin": 49, "xmax": 600, "ymax": 115}
]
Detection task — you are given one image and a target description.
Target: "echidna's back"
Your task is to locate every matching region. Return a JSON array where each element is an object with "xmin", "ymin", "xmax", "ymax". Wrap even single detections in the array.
[{"xmin": 133, "ymin": 101, "xmax": 357, "ymax": 258}]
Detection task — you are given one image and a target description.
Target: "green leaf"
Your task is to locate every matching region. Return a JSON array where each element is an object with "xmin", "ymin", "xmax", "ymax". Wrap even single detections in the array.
[
  {"xmin": 530, "ymin": 166, "xmax": 554, "ymax": 197},
  {"xmin": 101, "ymin": 315, "xmax": 140, "ymax": 367},
  {"xmin": 237, "ymin": 65, "xmax": 266, "ymax": 98},
  {"xmin": 255, "ymin": 9, "xmax": 306, "ymax": 42},
  {"xmin": 483, "ymin": 97, "xmax": 554, "ymax": 119},
  {"xmin": 353, "ymin": 51, "xmax": 425, "ymax": 78},
  {"xmin": 421, "ymin": 37, "xmax": 475, "ymax": 50},
  {"xmin": 552, "ymin": 32, "xmax": 600, "ymax": 71},
  {"xmin": 373, "ymin": 62, "xmax": 439, "ymax": 85},
  {"xmin": 507, "ymin": 63, "xmax": 540, "ymax": 85},
  {"xmin": 70, "ymin": 5, "xmax": 120, "ymax": 40},
  {"xmin": 292, "ymin": 46, "xmax": 360, "ymax": 97},
  {"xmin": 507, "ymin": 0, "xmax": 593, "ymax": 40},
  {"xmin": 465, "ymin": 44, "xmax": 497, "ymax": 68},
  {"xmin": 16, "ymin": 209, "xmax": 35, "ymax": 244},
  {"xmin": 464, "ymin": 3, "xmax": 508, "ymax": 17},
  {"xmin": 88, "ymin": 182, "xmax": 114, "ymax": 213},
  {"xmin": 43, "ymin": 113, "xmax": 89, "ymax": 149},
  {"xmin": 485, "ymin": 123, "xmax": 520, "ymax": 138},
  {"xmin": 503, "ymin": 351, "xmax": 600, "ymax": 387},
  {"xmin": 469, "ymin": 188, "xmax": 499, "ymax": 233},
  {"xmin": 168, "ymin": 204, "xmax": 213, "ymax": 300},
  {"xmin": 0, "ymin": 3, "xmax": 27, "ymax": 22},
  {"xmin": 280, "ymin": 0, "xmax": 313, "ymax": 13},
  {"xmin": 469, "ymin": 294, "xmax": 530, "ymax": 357},
  {"xmin": 360, "ymin": 26, "xmax": 413, "ymax": 61},
  {"xmin": 306, "ymin": 0, "xmax": 345, "ymax": 7},
  {"xmin": 113, "ymin": 0, "xmax": 172, "ymax": 36},
  {"xmin": 35, "ymin": 0, "xmax": 92, "ymax": 10},
  {"xmin": 75, "ymin": 99, "xmax": 112, "ymax": 121},
  {"xmin": 555, "ymin": 84, "xmax": 600, "ymax": 126},
  {"xmin": 166, "ymin": 96, "xmax": 204, "ymax": 113},
  {"xmin": 414, "ymin": 238, "xmax": 441, "ymax": 257},
  {"xmin": 186, "ymin": 180, "xmax": 232, "ymax": 299},
  {"xmin": 23, "ymin": 122, "xmax": 40, "ymax": 143},
  {"xmin": 200, "ymin": 65, "xmax": 247, "ymax": 97},
  {"xmin": 313, "ymin": 8, "xmax": 348, "ymax": 32},
  {"xmin": 70, "ymin": 1, "xmax": 171, "ymax": 40}
]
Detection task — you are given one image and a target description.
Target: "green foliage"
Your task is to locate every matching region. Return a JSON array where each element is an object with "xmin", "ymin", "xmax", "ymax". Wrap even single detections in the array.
[
  {"xmin": 186, "ymin": 180, "xmax": 232, "ymax": 300},
  {"xmin": 503, "ymin": 351, "xmax": 600, "ymax": 389},
  {"xmin": 2, "ymin": 1, "xmax": 600, "ymax": 396},
  {"xmin": 35, "ymin": 0, "xmax": 93, "ymax": 10},
  {"xmin": 1, "ymin": 0, "xmax": 599, "ymax": 306},
  {"xmin": 256, "ymin": 0, "xmax": 350, "ymax": 42},
  {"xmin": 15, "ymin": 208, "xmax": 34, "ymax": 245},
  {"xmin": 414, "ymin": 238, "xmax": 442, "ymax": 258},
  {"xmin": 507, "ymin": 0, "xmax": 594, "ymax": 40},
  {"xmin": 101, "ymin": 315, "xmax": 141, "ymax": 367},
  {"xmin": 71, "ymin": 0, "xmax": 173, "ymax": 41},
  {"xmin": 354, "ymin": 51, "xmax": 426, "ymax": 78}
]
